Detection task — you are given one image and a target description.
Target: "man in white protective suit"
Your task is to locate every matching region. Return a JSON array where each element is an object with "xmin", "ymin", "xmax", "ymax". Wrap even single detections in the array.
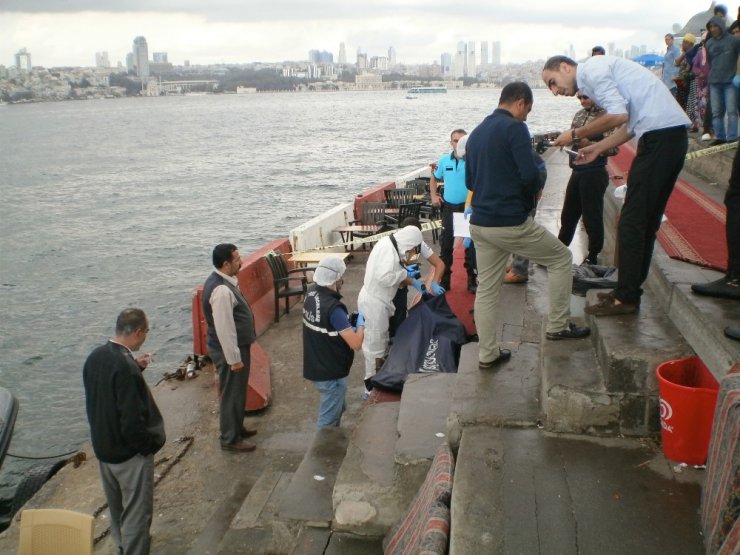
[{"xmin": 357, "ymin": 225, "xmax": 426, "ymax": 397}]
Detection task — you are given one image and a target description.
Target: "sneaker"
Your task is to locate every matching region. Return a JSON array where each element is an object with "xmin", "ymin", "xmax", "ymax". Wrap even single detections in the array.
[
  {"xmin": 478, "ymin": 349, "xmax": 512, "ymax": 369},
  {"xmin": 546, "ymin": 322, "xmax": 591, "ymax": 340},
  {"xmin": 691, "ymin": 277, "xmax": 740, "ymax": 300},
  {"xmin": 725, "ymin": 326, "xmax": 740, "ymax": 341},
  {"xmin": 503, "ymin": 270, "xmax": 527, "ymax": 284},
  {"xmin": 701, "ymin": 133, "xmax": 712, "ymax": 142},
  {"xmin": 221, "ymin": 439, "xmax": 256, "ymax": 453},
  {"xmin": 362, "ymin": 389, "xmax": 370, "ymax": 401}
]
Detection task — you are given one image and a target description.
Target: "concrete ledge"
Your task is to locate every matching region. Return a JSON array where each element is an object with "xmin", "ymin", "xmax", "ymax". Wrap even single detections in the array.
[
  {"xmin": 540, "ymin": 331, "xmax": 619, "ymax": 434},
  {"xmin": 396, "ymin": 373, "xmax": 455, "ymax": 465},
  {"xmin": 602, "ymin": 179, "xmax": 738, "ymax": 382},
  {"xmin": 278, "ymin": 427, "xmax": 349, "ymax": 526},
  {"xmin": 332, "ymin": 401, "xmax": 429, "ymax": 536},
  {"xmin": 447, "ymin": 342, "xmax": 541, "ymax": 451},
  {"xmin": 449, "ymin": 426, "xmax": 504, "ymax": 555}
]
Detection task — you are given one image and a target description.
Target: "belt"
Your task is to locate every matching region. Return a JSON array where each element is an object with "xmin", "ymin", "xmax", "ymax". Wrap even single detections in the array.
[{"xmin": 642, "ymin": 125, "xmax": 687, "ymax": 138}]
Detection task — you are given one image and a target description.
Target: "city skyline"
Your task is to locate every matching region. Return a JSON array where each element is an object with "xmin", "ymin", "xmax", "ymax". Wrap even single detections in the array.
[{"xmin": 0, "ymin": 1, "xmax": 714, "ymax": 68}]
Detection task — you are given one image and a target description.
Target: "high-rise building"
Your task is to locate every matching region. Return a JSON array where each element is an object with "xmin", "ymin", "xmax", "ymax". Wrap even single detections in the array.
[
  {"xmin": 356, "ymin": 49, "xmax": 367, "ymax": 70},
  {"xmin": 454, "ymin": 42, "xmax": 466, "ymax": 79},
  {"xmin": 152, "ymin": 52, "xmax": 168, "ymax": 63},
  {"xmin": 15, "ymin": 48, "xmax": 31, "ymax": 71},
  {"xmin": 467, "ymin": 41, "xmax": 476, "ymax": 77},
  {"xmin": 440, "ymin": 52, "xmax": 452, "ymax": 75},
  {"xmin": 388, "ymin": 46, "xmax": 396, "ymax": 66},
  {"xmin": 338, "ymin": 42, "xmax": 347, "ymax": 64},
  {"xmin": 132, "ymin": 36, "xmax": 149, "ymax": 78},
  {"xmin": 95, "ymin": 51, "xmax": 110, "ymax": 68},
  {"xmin": 491, "ymin": 41, "xmax": 501, "ymax": 65},
  {"xmin": 480, "ymin": 41, "xmax": 489, "ymax": 66}
]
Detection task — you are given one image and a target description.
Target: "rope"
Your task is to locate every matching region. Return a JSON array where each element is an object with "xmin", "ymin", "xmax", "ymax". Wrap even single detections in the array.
[
  {"xmin": 6, "ymin": 448, "xmax": 81, "ymax": 460},
  {"xmin": 684, "ymin": 140, "xmax": 738, "ymax": 160},
  {"xmin": 92, "ymin": 436, "xmax": 194, "ymax": 545},
  {"xmin": 285, "ymin": 219, "xmax": 441, "ymax": 255}
]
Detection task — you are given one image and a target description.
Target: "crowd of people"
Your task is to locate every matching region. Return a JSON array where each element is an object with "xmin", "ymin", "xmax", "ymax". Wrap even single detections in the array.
[
  {"xmin": 666, "ymin": 4, "xmax": 740, "ymax": 144},
  {"xmin": 79, "ymin": 18, "xmax": 738, "ymax": 553}
]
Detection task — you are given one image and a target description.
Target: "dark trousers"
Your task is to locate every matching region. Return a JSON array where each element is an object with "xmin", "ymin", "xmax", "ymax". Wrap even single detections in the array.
[
  {"xmin": 726, "ymin": 145, "xmax": 740, "ymax": 278},
  {"xmin": 615, "ymin": 126, "xmax": 688, "ymax": 304},
  {"xmin": 440, "ymin": 202, "xmax": 476, "ymax": 283},
  {"xmin": 210, "ymin": 345, "xmax": 251, "ymax": 445},
  {"xmin": 558, "ymin": 166, "xmax": 610, "ymax": 261}
]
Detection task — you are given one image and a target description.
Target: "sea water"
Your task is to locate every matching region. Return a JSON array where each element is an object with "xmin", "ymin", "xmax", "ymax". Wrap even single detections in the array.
[{"xmin": 0, "ymin": 88, "xmax": 577, "ymax": 509}]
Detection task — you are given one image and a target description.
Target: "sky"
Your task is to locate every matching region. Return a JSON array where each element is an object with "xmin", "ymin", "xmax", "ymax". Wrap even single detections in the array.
[{"xmin": 0, "ymin": 1, "xmax": 722, "ymax": 69}]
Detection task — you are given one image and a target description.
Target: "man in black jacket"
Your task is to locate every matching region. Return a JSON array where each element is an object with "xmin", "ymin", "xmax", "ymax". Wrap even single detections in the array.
[
  {"xmin": 303, "ymin": 256, "xmax": 364, "ymax": 427},
  {"xmin": 83, "ymin": 308, "xmax": 165, "ymax": 555},
  {"xmin": 466, "ymin": 82, "xmax": 590, "ymax": 370}
]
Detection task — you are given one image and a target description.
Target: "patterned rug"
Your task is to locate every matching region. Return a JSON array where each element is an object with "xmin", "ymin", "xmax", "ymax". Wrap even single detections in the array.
[{"xmin": 608, "ymin": 141, "xmax": 728, "ymax": 272}]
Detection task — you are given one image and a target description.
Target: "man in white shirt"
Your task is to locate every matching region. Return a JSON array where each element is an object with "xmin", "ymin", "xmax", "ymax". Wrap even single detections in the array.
[{"xmin": 542, "ymin": 55, "xmax": 690, "ymax": 316}]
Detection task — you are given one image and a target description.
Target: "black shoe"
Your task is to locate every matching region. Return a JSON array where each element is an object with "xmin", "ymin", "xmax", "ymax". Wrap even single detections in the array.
[
  {"xmin": 725, "ymin": 326, "xmax": 740, "ymax": 341},
  {"xmin": 240, "ymin": 427, "xmax": 257, "ymax": 438},
  {"xmin": 479, "ymin": 349, "xmax": 511, "ymax": 369},
  {"xmin": 467, "ymin": 277, "xmax": 478, "ymax": 293},
  {"xmin": 546, "ymin": 322, "xmax": 591, "ymax": 340},
  {"xmin": 440, "ymin": 277, "xmax": 451, "ymax": 291},
  {"xmin": 221, "ymin": 439, "xmax": 256, "ymax": 452},
  {"xmin": 709, "ymin": 139, "xmax": 727, "ymax": 146},
  {"xmin": 691, "ymin": 277, "xmax": 740, "ymax": 300}
]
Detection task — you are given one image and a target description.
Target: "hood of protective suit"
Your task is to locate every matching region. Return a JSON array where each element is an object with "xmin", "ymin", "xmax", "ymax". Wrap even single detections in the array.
[
  {"xmin": 313, "ymin": 255, "xmax": 346, "ymax": 286},
  {"xmin": 393, "ymin": 226, "xmax": 422, "ymax": 253}
]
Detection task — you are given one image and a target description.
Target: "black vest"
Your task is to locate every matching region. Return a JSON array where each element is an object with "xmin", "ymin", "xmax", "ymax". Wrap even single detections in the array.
[
  {"xmin": 202, "ymin": 271, "xmax": 256, "ymax": 352},
  {"xmin": 302, "ymin": 285, "xmax": 354, "ymax": 381}
]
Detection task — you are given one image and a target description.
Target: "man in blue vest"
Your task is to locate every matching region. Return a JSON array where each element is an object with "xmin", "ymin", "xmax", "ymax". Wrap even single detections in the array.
[
  {"xmin": 303, "ymin": 256, "xmax": 365, "ymax": 428},
  {"xmin": 203, "ymin": 243, "xmax": 258, "ymax": 452},
  {"xmin": 430, "ymin": 129, "xmax": 477, "ymax": 292}
]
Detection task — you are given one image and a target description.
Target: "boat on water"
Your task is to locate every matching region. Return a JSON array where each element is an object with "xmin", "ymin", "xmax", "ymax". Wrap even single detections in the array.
[{"xmin": 407, "ymin": 86, "xmax": 447, "ymax": 94}]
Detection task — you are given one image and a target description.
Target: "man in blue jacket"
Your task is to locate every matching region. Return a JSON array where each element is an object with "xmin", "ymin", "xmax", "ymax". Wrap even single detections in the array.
[{"xmin": 465, "ymin": 82, "xmax": 590, "ymax": 369}]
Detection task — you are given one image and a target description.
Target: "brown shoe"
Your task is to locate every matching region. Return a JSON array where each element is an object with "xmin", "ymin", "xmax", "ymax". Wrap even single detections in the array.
[
  {"xmin": 221, "ymin": 439, "xmax": 256, "ymax": 452},
  {"xmin": 240, "ymin": 427, "xmax": 257, "ymax": 438},
  {"xmin": 503, "ymin": 270, "xmax": 527, "ymax": 284},
  {"xmin": 585, "ymin": 295, "xmax": 638, "ymax": 316}
]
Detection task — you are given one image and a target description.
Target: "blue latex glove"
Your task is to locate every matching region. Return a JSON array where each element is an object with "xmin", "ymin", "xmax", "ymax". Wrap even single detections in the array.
[
  {"xmin": 356, "ymin": 311, "xmax": 365, "ymax": 328},
  {"xmin": 410, "ymin": 279, "xmax": 424, "ymax": 293},
  {"xmin": 734, "ymin": 74, "xmax": 740, "ymax": 89},
  {"xmin": 463, "ymin": 237, "xmax": 473, "ymax": 249},
  {"xmin": 430, "ymin": 281, "xmax": 446, "ymax": 295},
  {"xmin": 463, "ymin": 206, "xmax": 473, "ymax": 218},
  {"xmin": 405, "ymin": 263, "xmax": 421, "ymax": 279}
]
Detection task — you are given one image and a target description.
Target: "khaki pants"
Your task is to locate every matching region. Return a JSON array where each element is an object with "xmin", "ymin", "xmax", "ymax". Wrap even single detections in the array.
[{"xmin": 471, "ymin": 217, "xmax": 573, "ymax": 363}]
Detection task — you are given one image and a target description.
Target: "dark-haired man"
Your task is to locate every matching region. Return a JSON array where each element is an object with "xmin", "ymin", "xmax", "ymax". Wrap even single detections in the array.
[
  {"xmin": 203, "ymin": 243, "xmax": 258, "ymax": 452},
  {"xmin": 430, "ymin": 129, "xmax": 477, "ymax": 292},
  {"xmin": 542, "ymin": 55, "xmax": 690, "ymax": 315},
  {"xmin": 465, "ymin": 82, "xmax": 590, "ymax": 370},
  {"xmin": 83, "ymin": 308, "xmax": 165, "ymax": 555}
]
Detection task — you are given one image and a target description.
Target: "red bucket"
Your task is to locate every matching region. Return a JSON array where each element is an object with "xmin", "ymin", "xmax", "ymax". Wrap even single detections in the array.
[{"xmin": 656, "ymin": 356, "xmax": 719, "ymax": 465}]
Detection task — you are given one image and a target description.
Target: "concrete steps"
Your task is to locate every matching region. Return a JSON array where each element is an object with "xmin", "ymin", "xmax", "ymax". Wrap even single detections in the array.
[{"xmin": 333, "ymin": 372, "xmax": 456, "ymax": 536}]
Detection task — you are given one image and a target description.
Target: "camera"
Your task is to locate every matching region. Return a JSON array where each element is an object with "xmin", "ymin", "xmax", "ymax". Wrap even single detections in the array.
[{"xmin": 531, "ymin": 131, "xmax": 561, "ymax": 154}]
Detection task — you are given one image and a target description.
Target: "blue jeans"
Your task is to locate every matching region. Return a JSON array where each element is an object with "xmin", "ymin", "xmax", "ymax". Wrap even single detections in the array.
[
  {"xmin": 709, "ymin": 82, "xmax": 738, "ymax": 141},
  {"xmin": 313, "ymin": 377, "xmax": 347, "ymax": 429}
]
